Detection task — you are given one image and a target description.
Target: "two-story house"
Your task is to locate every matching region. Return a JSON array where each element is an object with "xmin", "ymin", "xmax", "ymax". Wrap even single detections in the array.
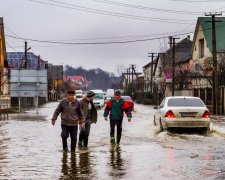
[
  {"xmin": 191, "ymin": 17, "xmax": 225, "ymax": 112},
  {"xmin": 152, "ymin": 36, "xmax": 193, "ymax": 98}
]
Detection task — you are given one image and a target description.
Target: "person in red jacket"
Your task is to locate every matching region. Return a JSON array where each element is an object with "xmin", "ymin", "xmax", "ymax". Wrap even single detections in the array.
[{"xmin": 104, "ymin": 90, "xmax": 132, "ymax": 145}]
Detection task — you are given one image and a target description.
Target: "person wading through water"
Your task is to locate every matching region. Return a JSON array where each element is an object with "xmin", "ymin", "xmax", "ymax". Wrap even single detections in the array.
[
  {"xmin": 78, "ymin": 90, "xmax": 97, "ymax": 148},
  {"xmin": 51, "ymin": 90, "xmax": 85, "ymax": 152},
  {"xmin": 103, "ymin": 90, "xmax": 132, "ymax": 145}
]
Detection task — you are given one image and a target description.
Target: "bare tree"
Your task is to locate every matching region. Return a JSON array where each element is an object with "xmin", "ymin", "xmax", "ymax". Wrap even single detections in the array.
[{"xmin": 115, "ymin": 64, "xmax": 126, "ymax": 77}]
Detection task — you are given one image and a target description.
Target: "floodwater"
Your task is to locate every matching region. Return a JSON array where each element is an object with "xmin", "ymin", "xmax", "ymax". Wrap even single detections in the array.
[{"xmin": 0, "ymin": 102, "xmax": 225, "ymax": 179}]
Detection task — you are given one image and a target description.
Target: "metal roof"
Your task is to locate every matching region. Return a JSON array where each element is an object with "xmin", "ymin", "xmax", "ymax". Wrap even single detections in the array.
[{"xmin": 195, "ymin": 17, "xmax": 225, "ymax": 53}]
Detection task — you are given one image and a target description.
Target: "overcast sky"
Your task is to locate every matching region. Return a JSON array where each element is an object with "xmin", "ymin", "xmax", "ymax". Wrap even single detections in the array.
[{"xmin": 1, "ymin": 0, "xmax": 225, "ymax": 74}]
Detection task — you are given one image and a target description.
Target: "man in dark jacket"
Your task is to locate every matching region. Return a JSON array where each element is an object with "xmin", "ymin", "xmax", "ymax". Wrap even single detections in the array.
[
  {"xmin": 78, "ymin": 90, "xmax": 97, "ymax": 148},
  {"xmin": 104, "ymin": 90, "xmax": 132, "ymax": 145},
  {"xmin": 51, "ymin": 90, "xmax": 85, "ymax": 152}
]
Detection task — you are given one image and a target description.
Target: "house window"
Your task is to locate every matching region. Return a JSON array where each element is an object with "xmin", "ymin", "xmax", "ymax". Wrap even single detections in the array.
[
  {"xmin": 193, "ymin": 89, "xmax": 199, "ymax": 97},
  {"xmin": 199, "ymin": 38, "xmax": 204, "ymax": 58},
  {"xmin": 200, "ymin": 88, "xmax": 205, "ymax": 102}
]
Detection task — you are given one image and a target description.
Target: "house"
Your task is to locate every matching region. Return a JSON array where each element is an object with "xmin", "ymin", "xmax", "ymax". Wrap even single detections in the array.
[
  {"xmin": 48, "ymin": 64, "xmax": 64, "ymax": 101},
  {"xmin": 191, "ymin": 17, "xmax": 225, "ymax": 113},
  {"xmin": 0, "ymin": 18, "xmax": 9, "ymax": 96},
  {"xmin": 65, "ymin": 76, "xmax": 89, "ymax": 89},
  {"xmin": 144, "ymin": 36, "xmax": 193, "ymax": 100},
  {"xmin": 143, "ymin": 58, "xmax": 158, "ymax": 92},
  {"xmin": 0, "ymin": 18, "xmax": 10, "ymax": 110}
]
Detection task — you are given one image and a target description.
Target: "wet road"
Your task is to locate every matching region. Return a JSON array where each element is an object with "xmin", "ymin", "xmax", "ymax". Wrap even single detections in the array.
[{"xmin": 1, "ymin": 102, "xmax": 225, "ymax": 179}]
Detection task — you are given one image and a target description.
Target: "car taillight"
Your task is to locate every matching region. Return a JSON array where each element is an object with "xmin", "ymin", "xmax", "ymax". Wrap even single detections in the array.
[
  {"xmin": 165, "ymin": 110, "xmax": 176, "ymax": 118},
  {"xmin": 202, "ymin": 111, "xmax": 210, "ymax": 118}
]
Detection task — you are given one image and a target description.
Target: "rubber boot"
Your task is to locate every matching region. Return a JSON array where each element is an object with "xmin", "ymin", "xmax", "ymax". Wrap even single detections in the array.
[
  {"xmin": 116, "ymin": 135, "xmax": 121, "ymax": 145},
  {"xmin": 71, "ymin": 139, "xmax": 76, "ymax": 152},
  {"xmin": 62, "ymin": 138, "xmax": 68, "ymax": 151},
  {"xmin": 110, "ymin": 137, "xmax": 115, "ymax": 144},
  {"xmin": 84, "ymin": 135, "xmax": 89, "ymax": 148},
  {"xmin": 78, "ymin": 134, "xmax": 84, "ymax": 148}
]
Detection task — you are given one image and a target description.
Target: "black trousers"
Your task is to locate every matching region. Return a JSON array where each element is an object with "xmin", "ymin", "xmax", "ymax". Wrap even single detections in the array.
[
  {"xmin": 110, "ymin": 119, "xmax": 123, "ymax": 144},
  {"xmin": 61, "ymin": 124, "xmax": 78, "ymax": 152},
  {"xmin": 79, "ymin": 120, "xmax": 91, "ymax": 147}
]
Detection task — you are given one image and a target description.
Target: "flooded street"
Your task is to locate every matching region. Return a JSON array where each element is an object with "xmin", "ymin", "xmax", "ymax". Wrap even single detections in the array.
[{"xmin": 1, "ymin": 102, "xmax": 225, "ymax": 179}]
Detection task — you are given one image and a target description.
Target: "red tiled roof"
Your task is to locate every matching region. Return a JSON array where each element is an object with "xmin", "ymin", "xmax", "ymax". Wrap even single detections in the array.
[{"xmin": 65, "ymin": 76, "xmax": 84, "ymax": 82}]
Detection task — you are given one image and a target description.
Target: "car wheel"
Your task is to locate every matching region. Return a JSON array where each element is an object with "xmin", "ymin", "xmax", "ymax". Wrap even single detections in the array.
[
  {"xmin": 159, "ymin": 119, "xmax": 163, "ymax": 132},
  {"xmin": 202, "ymin": 127, "xmax": 210, "ymax": 135}
]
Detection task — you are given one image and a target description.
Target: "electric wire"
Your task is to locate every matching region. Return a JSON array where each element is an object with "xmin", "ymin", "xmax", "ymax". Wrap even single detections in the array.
[
  {"xmin": 27, "ymin": 0, "xmax": 194, "ymax": 24},
  {"xmin": 5, "ymin": 31, "xmax": 193, "ymax": 45},
  {"xmin": 87, "ymin": 0, "xmax": 203, "ymax": 15},
  {"xmin": 4, "ymin": 19, "xmax": 225, "ymax": 46}
]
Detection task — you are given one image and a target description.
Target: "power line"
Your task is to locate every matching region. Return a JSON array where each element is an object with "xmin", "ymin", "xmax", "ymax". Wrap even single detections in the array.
[
  {"xmin": 27, "ymin": 0, "xmax": 194, "ymax": 24},
  {"xmin": 172, "ymin": 0, "xmax": 225, "ymax": 2},
  {"xmin": 5, "ymin": 31, "xmax": 193, "ymax": 45},
  {"xmin": 47, "ymin": 0, "xmax": 195, "ymax": 21},
  {"xmin": 5, "ymin": 25, "xmax": 194, "ymax": 42},
  {"xmin": 46, "ymin": 0, "xmax": 225, "ymax": 17},
  {"xmin": 6, "ymin": 41, "xmax": 20, "ymax": 52},
  {"xmin": 88, "ymin": 0, "xmax": 203, "ymax": 15},
  {"xmin": 6, "ymin": 38, "xmax": 23, "ymax": 48},
  {"xmin": 5, "ymin": 20, "xmax": 225, "ymax": 46}
]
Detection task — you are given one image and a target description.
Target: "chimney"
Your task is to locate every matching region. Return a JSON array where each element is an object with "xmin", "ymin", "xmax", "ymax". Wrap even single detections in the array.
[{"xmin": 169, "ymin": 36, "xmax": 173, "ymax": 48}]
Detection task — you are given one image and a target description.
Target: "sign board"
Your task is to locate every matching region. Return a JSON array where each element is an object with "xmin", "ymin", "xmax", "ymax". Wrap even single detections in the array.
[
  {"xmin": 165, "ymin": 72, "xmax": 172, "ymax": 79},
  {"xmin": 10, "ymin": 70, "xmax": 47, "ymax": 97},
  {"xmin": 166, "ymin": 79, "xmax": 172, "ymax": 83},
  {"xmin": 54, "ymin": 79, "xmax": 62, "ymax": 89},
  {"xmin": 165, "ymin": 71, "xmax": 172, "ymax": 83}
]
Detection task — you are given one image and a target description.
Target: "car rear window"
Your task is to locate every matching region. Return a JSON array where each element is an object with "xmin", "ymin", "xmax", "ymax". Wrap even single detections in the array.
[
  {"xmin": 95, "ymin": 93, "xmax": 104, "ymax": 99},
  {"xmin": 167, "ymin": 98, "xmax": 205, "ymax": 107}
]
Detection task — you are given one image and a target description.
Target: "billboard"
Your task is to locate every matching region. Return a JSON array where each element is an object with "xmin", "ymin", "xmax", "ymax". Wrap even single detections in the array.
[{"xmin": 10, "ymin": 70, "xmax": 47, "ymax": 97}]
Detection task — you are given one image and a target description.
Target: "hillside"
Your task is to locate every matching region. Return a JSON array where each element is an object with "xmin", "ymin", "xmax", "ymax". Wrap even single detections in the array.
[{"xmin": 64, "ymin": 65, "xmax": 121, "ymax": 90}]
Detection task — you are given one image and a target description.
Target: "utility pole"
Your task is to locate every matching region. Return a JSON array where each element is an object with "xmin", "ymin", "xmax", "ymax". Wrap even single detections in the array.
[
  {"xmin": 126, "ymin": 68, "xmax": 129, "ymax": 86},
  {"xmin": 128, "ymin": 67, "xmax": 131, "ymax": 84},
  {"xmin": 130, "ymin": 64, "xmax": 137, "ymax": 88},
  {"xmin": 37, "ymin": 55, "xmax": 40, "ymax": 70},
  {"xmin": 131, "ymin": 65, "xmax": 134, "ymax": 88},
  {"xmin": 24, "ymin": 41, "xmax": 27, "ymax": 69},
  {"xmin": 130, "ymin": 64, "xmax": 137, "ymax": 99},
  {"xmin": 148, "ymin": 53, "xmax": 157, "ymax": 94},
  {"xmin": 205, "ymin": 12, "xmax": 222, "ymax": 115},
  {"xmin": 169, "ymin": 36, "xmax": 180, "ymax": 96}
]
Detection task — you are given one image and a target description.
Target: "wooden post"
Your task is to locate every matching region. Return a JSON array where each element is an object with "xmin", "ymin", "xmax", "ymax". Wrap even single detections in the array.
[{"xmin": 19, "ymin": 97, "xmax": 21, "ymax": 113}]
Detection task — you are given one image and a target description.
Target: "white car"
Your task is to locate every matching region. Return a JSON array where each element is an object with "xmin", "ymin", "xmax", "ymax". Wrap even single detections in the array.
[
  {"xmin": 75, "ymin": 94, "xmax": 83, "ymax": 101},
  {"xmin": 154, "ymin": 96, "xmax": 210, "ymax": 133},
  {"xmin": 75, "ymin": 90, "xmax": 83, "ymax": 94},
  {"xmin": 91, "ymin": 89, "xmax": 105, "ymax": 109}
]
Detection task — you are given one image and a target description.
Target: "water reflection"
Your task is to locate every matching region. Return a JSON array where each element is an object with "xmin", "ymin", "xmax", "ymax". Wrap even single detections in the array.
[
  {"xmin": 60, "ymin": 150, "xmax": 93, "ymax": 179},
  {"xmin": 79, "ymin": 151, "xmax": 92, "ymax": 176},
  {"xmin": 109, "ymin": 146, "xmax": 126, "ymax": 178},
  {"xmin": 0, "ymin": 122, "xmax": 8, "ymax": 177}
]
